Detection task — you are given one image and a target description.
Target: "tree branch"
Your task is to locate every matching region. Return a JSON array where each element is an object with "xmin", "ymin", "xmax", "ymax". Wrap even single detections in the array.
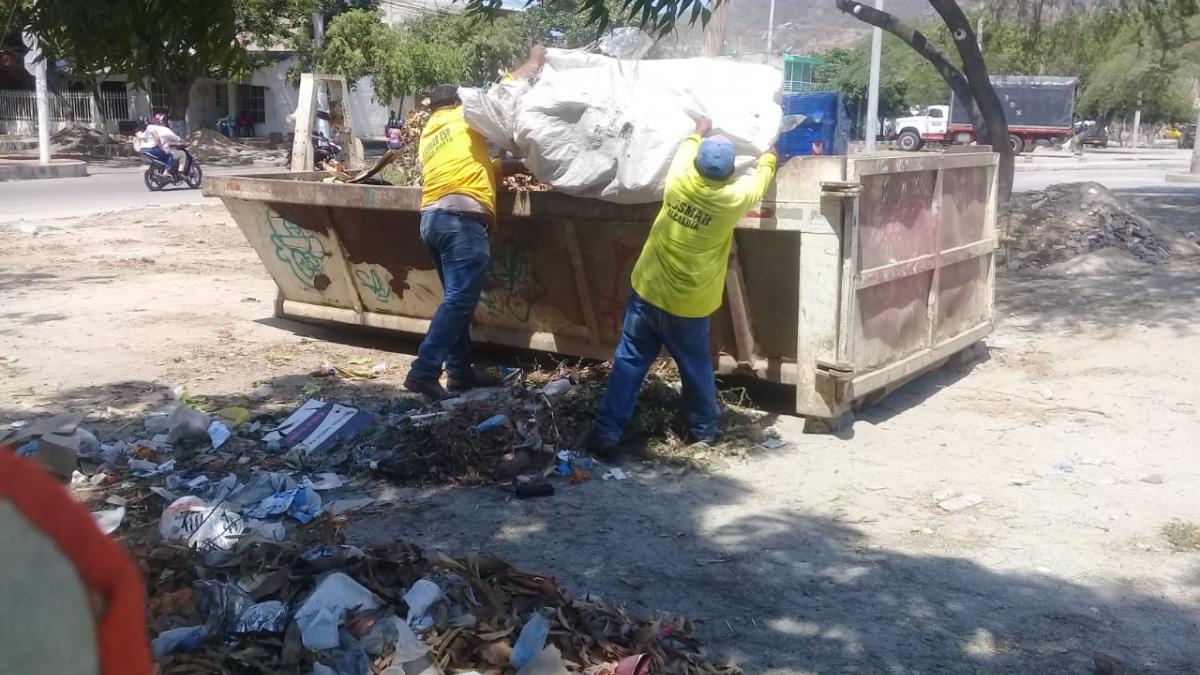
[
  {"xmin": 833, "ymin": 0, "xmax": 985, "ymax": 133},
  {"xmin": 926, "ymin": 0, "xmax": 1010, "ymax": 149}
]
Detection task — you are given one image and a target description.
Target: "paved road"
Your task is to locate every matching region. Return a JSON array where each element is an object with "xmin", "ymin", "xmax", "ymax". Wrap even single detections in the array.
[
  {"xmin": 0, "ymin": 165, "xmax": 282, "ymax": 223},
  {"xmin": 1012, "ymin": 167, "xmax": 1195, "ymax": 193},
  {"xmin": 2, "ymin": 162, "xmax": 1196, "ymax": 223}
]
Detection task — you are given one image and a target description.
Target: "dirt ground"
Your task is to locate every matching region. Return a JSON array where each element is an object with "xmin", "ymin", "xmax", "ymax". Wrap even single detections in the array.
[{"xmin": 2, "ymin": 194, "xmax": 1200, "ymax": 674}]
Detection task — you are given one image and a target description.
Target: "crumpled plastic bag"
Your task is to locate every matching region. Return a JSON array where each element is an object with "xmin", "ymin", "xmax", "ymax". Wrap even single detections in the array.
[
  {"xmin": 462, "ymin": 48, "xmax": 782, "ymax": 204},
  {"xmin": 294, "ymin": 573, "xmax": 382, "ymax": 650},
  {"xmin": 194, "ymin": 580, "xmax": 253, "ymax": 636},
  {"xmin": 234, "ymin": 600, "xmax": 289, "ymax": 634},
  {"xmin": 160, "ymin": 495, "xmax": 245, "ymax": 550}
]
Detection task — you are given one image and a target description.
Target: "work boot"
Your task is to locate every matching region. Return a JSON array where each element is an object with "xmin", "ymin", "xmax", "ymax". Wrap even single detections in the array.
[
  {"xmin": 586, "ymin": 431, "xmax": 623, "ymax": 462},
  {"xmin": 403, "ymin": 372, "xmax": 451, "ymax": 401},
  {"xmin": 447, "ymin": 368, "xmax": 503, "ymax": 393}
]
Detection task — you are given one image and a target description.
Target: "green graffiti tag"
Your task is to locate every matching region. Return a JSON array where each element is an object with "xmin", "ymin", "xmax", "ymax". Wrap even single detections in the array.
[
  {"xmin": 480, "ymin": 242, "xmax": 546, "ymax": 324},
  {"xmin": 268, "ymin": 214, "xmax": 327, "ymax": 288},
  {"xmin": 355, "ymin": 267, "xmax": 392, "ymax": 302}
]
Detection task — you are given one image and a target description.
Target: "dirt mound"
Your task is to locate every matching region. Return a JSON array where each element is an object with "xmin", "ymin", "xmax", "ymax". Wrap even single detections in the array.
[
  {"xmin": 183, "ymin": 129, "xmax": 249, "ymax": 161},
  {"xmin": 50, "ymin": 125, "xmax": 116, "ymax": 153},
  {"xmin": 999, "ymin": 182, "xmax": 1200, "ymax": 271}
]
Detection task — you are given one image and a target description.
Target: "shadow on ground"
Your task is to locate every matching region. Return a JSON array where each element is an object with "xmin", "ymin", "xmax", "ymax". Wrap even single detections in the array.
[{"xmin": 3, "ymin": 372, "xmax": 1197, "ymax": 674}]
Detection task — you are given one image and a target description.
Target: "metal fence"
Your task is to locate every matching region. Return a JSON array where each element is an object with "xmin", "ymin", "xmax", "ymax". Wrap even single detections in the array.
[
  {"xmin": 0, "ymin": 89, "xmax": 131, "ymax": 123},
  {"xmin": 99, "ymin": 90, "xmax": 130, "ymax": 121}
]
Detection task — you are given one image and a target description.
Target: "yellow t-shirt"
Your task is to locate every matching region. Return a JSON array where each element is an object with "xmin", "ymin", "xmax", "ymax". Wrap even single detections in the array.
[
  {"xmin": 419, "ymin": 106, "xmax": 498, "ymax": 215},
  {"xmin": 631, "ymin": 135, "xmax": 777, "ymax": 318}
]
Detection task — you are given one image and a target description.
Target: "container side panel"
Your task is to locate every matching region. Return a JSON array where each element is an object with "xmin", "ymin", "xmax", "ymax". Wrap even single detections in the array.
[
  {"xmin": 736, "ymin": 229, "xmax": 801, "ymax": 360},
  {"xmin": 857, "ymin": 171, "xmax": 938, "ymax": 270},
  {"xmin": 227, "ymin": 199, "xmax": 357, "ymax": 310},
  {"xmin": 855, "ymin": 270, "xmax": 934, "ymax": 370},
  {"xmin": 935, "ymin": 255, "xmax": 992, "ymax": 342},
  {"xmin": 939, "ymin": 166, "xmax": 988, "ymax": 250}
]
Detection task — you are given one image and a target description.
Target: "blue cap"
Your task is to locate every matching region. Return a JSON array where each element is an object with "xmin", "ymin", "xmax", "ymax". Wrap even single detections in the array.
[{"xmin": 694, "ymin": 135, "xmax": 736, "ymax": 181}]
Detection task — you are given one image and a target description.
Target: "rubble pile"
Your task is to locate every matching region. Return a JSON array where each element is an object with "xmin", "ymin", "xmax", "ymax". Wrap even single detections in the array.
[
  {"xmin": 50, "ymin": 125, "xmax": 118, "ymax": 154},
  {"xmin": 1, "ymin": 363, "xmax": 772, "ymax": 674},
  {"xmin": 185, "ymin": 129, "xmax": 287, "ymax": 166},
  {"xmin": 999, "ymin": 182, "xmax": 1198, "ymax": 270}
]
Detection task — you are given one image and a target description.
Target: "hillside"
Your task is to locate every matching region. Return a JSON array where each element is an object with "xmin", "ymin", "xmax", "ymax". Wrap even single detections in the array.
[{"xmin": 725, "ymin": 0, "xmax": 972, "ymax": 55}]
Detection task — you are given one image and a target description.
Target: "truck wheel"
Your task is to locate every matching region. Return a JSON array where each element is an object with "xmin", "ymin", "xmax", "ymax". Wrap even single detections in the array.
[
  {"xmin": 897, "ymin": 130, "xmax": 923, "ymax": 152},
  {"xmin": 1009, "ymin": 135, "xmax": 1025, "ymax": 154}
]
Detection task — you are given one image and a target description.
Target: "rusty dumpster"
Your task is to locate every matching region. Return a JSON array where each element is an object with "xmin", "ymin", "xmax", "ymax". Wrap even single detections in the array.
[{"xmin": 204, "ymin": 149, "xmax": 998, "ymax": 426}]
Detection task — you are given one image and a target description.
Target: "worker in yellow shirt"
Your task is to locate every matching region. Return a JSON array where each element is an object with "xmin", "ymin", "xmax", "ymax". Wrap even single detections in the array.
[
  {"xmin": 404, "ymin": 46, "xmax": 545, "ymax": 401},
  {"xmin": 590, "ymin": 116, "xmax": 777, "ymax": 456}
]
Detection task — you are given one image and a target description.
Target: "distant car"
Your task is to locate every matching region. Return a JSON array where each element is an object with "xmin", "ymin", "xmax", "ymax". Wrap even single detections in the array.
[
  {"xmin": 1074, "ymin": 121, "xmax": 1108, "ymax": 148},
  {"xmin": 1180, "ymin": 124, "xmax": 1196, "ymax": 150}
]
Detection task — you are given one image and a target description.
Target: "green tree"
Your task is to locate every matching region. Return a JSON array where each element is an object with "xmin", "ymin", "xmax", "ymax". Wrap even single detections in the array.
[{"xmin": 19, "ymin": 0, "xmax": 379, "ymax": 126}]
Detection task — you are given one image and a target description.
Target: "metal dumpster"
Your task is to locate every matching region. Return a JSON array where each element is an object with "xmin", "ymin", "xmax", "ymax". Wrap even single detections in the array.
[{"xmin": 204, "ymin": 149, "xmax": 998, "ymax": 426}]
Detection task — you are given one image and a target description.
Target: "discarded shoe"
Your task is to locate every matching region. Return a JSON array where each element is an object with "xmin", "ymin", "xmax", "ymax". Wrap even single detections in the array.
[{"xmin": 403, "ymin": 373, "xmax": 451, "ymax": 401}]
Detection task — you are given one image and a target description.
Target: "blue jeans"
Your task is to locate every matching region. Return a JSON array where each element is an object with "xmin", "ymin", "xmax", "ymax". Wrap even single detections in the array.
[
  {"xmin": 408, "ymin": 210, "xmax": 491, "ymax": 382},
  {"xmin": 141, "ymin": 147, "xmax": 175, "ymax": 172},
  {"xmin": 594, "ymin": 291, "xmax": 721, "ymax": 444}
]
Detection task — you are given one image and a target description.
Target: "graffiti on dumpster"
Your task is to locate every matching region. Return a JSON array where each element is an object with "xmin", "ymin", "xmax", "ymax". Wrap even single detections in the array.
[
  {"xmin": 354, "ymin": 267, "xmax": 392, "ymax": 303},
  {"xmin": 480, "ymin": 242, "xmax": 546, "ymax": 324},
  {"xmin": 596, "ymin": 240, "xmax": 641, "ymax": 338},
  {"xmin": 268, "ymin": 213, "xmax": 328, "ymax": 289}
]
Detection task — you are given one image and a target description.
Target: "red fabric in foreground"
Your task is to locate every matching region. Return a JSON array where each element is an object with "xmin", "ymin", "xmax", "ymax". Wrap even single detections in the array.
[{"xmin": 0, "ymin": 448, "xmax": 152, "ymax": 675}]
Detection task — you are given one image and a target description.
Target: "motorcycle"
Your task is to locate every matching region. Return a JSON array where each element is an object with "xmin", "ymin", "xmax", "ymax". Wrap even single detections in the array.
[{"xmin": 143, "ymin": 144, "xmax": 203, "ymax": 192}]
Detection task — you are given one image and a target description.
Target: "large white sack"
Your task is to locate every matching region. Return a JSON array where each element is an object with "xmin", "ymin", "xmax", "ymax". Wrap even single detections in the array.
[{"xmin": 461, "ymin": 49, "xmax": 782, "ymax": 204}]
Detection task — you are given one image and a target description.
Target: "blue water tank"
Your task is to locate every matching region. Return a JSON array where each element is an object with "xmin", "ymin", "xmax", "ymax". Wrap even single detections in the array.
[{"xmin": 777, "ymin": 92, "xmax": 850, "ymax": 159}]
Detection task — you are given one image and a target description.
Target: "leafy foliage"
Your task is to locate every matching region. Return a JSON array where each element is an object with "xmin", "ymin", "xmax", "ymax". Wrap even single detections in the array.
[
  {"xmin": 466, "ymin": 0, "xmax": 711, "ymax": 38},
  {"xmin": 811, "ymin": 2, "xmax": 1199, "ymax": 124}
]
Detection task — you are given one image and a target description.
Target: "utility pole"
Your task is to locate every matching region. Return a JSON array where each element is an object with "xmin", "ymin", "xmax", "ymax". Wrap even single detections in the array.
[
  {"xmin": 864, "ymin": 0, "xmax": 883, "ymax": 153},
  {"xmin": 1192, "ymin": 104, "xmax": 1200, "ymax": 174},
  {"xmin": 21, "ymin": 31, "xmax": 51, "ymax": 164},
  {"xmin": 766, "ymin": 0, "xmax": 776, "ymax": 57},
  {"xmin": 1131, "ymin": 93, "xmax": 1142, "ymax": 149}
]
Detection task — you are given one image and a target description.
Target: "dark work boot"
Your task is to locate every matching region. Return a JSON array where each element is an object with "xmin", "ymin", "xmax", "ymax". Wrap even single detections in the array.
[
  {"xmin": 403, "ymin": 372, "xmax": 451, "ymax": 401},
  {"xmin": 447, "ymin": 368, "xmax": 503, "ymax": 394},
  {"xmin": 586, "ymin": 431, "xmax": 623, "ymax": 462}
]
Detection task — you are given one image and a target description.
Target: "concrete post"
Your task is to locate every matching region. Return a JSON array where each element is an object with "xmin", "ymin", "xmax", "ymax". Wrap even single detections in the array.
[
  {"xmin": 22, "ymin": 30, "xmax": 51, "ymax": 164},
  {"xmin": 1191, "ymin": 105, "xmax": 1200, "ymax": 174},
  {"xmin": 89, "ymin": 94, "xmax": 101, "ymax": 130},
  {"xmin": 766, "ymin": 0, "xmax": 775, "ymax": 57},
  {"xmin": 864, "ymin": 0, "xmax": 883, "ymax": 153}
]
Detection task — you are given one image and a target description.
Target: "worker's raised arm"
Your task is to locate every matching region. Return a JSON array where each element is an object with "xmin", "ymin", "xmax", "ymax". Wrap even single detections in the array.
[{"xmin": 730, "ymin": 149, "xmax": 778, "ymax": 208}]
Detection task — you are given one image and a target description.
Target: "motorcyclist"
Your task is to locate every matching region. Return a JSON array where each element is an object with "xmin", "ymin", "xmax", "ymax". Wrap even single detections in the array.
[
  {"xmin": 147, "ymin": 112, "xmax": 183, "ymax": 177},
  {"xmin": 131, "ymin": 116, "xmax": 173, "ymax": 170}
]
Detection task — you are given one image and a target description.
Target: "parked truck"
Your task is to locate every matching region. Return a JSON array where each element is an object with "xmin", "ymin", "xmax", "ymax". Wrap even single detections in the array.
[{"xmin": 892, "ymin": 75, "xmax": 1078, "ymax": 154}]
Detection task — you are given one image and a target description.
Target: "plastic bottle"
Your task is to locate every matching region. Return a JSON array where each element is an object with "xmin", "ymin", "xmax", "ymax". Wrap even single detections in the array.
[{"xmin": 510, "ymin": 611, "xmax": 551, "ymax": 668}]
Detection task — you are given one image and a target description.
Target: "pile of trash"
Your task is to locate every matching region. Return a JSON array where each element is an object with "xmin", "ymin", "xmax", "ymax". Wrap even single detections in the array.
[
  {"xmin": 134, "ymin": 535, "xmax": 736, "ymax": 675},
  {"xmin": 999, "ymin": 182, "xmax": 1199, "ymax": 271},
  {"xmin": 365, "ymin": 108, "xmax": 550, "ymax": 193},
  {"xmin": 2, "ymin": 366, "xmax": 766, "ymax": 673}
]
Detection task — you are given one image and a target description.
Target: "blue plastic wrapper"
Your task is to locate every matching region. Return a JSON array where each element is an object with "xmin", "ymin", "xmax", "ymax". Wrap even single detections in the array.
[{"xmin": 474, "ymin": 414, "xmax": 509, "ymax": 433}]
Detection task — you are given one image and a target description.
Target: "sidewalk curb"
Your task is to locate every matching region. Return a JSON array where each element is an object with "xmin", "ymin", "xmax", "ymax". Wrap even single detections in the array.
[
  {"xmin": 1164, "ymin": 173, "xmax": 1200, "ymax": 184},
  {"xmin": 0, "ymin": 159, "xmax": 88, "ymax": 181},
  {"xmin": 1013, "ymin": 161, "xmax": 1189, "ymax": 173}
]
